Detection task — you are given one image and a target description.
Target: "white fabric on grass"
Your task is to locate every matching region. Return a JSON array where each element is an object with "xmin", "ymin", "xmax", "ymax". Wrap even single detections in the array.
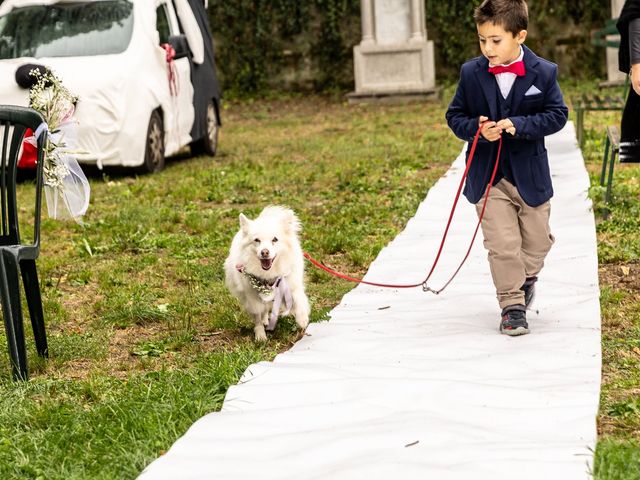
[{"xmin": 140, "ymin": 123, "xmax": 600, "ymax": 479}]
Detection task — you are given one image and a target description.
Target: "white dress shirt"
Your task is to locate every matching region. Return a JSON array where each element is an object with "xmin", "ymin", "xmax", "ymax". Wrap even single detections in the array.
[{"xmin": 490, "ymin": 47, "xmax": 524, "ymax": 99}]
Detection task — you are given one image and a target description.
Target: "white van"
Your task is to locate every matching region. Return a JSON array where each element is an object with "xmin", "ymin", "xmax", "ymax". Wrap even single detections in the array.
[{"xmin": 0, "ymin": 0, "xmax": 222, "ymax": 172}]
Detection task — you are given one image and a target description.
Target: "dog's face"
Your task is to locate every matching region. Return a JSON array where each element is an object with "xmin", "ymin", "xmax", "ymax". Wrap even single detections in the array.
[{"xmin": 239, "ymin": 208, "xmax": 299, "ymax": 273}]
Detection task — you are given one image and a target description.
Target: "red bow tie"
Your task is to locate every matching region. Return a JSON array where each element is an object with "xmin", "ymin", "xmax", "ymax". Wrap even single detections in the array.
[{"xmin": 488, "ymin": 61, "xmax": 526, "ymax": 76}]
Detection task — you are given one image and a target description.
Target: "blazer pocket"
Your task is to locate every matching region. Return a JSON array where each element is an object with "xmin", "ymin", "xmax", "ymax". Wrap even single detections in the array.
[
  {"xmin": 522, "ymin": 94, "xmax": 543, "ymax": 106},
  {"xmin": 520, "ymin": 95, "xmax": 544, "ymax": 114},
  {"xmin": 530, "ymin": 152, "xmax": 551, "ymax": 192}
]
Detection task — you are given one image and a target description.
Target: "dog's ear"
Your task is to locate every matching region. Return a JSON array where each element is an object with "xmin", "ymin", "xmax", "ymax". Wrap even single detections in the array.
[
  {"xmin": 239, "ymin": 213, "xmax": 251, "ymax": 234},
  {"xmin": 283, "ymin": 210, "xmax": 301, "ymax": 234}
]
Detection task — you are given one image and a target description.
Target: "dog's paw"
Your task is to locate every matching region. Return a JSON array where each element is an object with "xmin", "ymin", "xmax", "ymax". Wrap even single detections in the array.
[
  {"xmin": 295, "ymin": 313, "xmax": 309, "ymax": 330},
  {"xmin": 254, "ymin": 325, "xmax": 268, "ymax": 342}
]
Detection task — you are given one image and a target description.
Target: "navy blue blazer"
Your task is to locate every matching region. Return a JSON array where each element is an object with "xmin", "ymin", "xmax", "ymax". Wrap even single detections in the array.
[{"xmin": 445, "ymin": 46, "xmax": 568, "ymax": 207}]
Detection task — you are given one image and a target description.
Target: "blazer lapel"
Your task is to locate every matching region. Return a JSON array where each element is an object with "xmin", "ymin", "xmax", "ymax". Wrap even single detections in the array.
[
  {"xmin": 474, "ymin": 57, "xmax": 498, "ymax": 121},
  {"xmin": 511, "ymin": 46, "xmax": 540, "ymax": 114}
]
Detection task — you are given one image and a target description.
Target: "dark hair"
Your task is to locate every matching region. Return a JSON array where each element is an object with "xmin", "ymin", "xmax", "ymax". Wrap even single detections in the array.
[{"xmin": 473, "ymin": 0, "xmax": 528, "ymax": 36}]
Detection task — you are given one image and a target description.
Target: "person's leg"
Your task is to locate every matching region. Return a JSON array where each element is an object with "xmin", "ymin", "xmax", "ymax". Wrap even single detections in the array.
[
  {"xmin": 475, "ymin": 179, "xmax": 526, "ymax": 310},
  {"xmin": 620, "ymin": 88, "xmax": 640, "ymax": 162},
  {"xmin": 504, "ymin": 183, "xmax": 555, "ymax": 280}
]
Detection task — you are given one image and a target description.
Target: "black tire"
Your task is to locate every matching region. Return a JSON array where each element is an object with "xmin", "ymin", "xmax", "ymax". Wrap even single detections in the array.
[
  {"xmin": 190, "ymin": 100, "xmax": 219, "ymax": 157},
  {"xmin": 141, "ymin": 110, "xmax": 165, "ymax": 173}
]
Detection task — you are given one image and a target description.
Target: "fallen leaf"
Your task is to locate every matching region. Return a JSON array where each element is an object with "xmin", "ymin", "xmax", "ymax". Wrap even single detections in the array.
[{"xmin": 621, "ymin": 266, "xmax": 630, "ymax": 276}]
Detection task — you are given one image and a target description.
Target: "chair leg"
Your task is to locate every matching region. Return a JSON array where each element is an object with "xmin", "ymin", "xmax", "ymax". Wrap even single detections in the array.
[
  {"xmin": 0, "ymin": 252, "xmax": 28, "ymax": 380},
  {"xmin": 600, "ymin": 136, "xmax": 611, "ymax": 186},
  {"xmin": 606, "ymin": 149, "xmax": 617, "ymax": 204},
  {"xmin": 20, "ymin": 259, "xmax": 48, "ymax": 358},
  {"xmin": 577, "ymin": 109, "xmax": 584, "ymax": 146}
]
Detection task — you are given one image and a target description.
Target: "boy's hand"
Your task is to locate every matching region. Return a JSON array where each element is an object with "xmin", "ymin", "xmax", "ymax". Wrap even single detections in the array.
[
  {"xmin": 479, "ymin": 116, "xmax": 501, "ymax": 142},
  {"xmin": 497, "ymin": 118, "xmax": 516, "ymax": 136}
]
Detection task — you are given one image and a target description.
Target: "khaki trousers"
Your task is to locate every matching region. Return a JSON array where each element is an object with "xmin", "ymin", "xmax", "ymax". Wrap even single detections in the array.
[{"xmin": 475, "ymin": 179, "xmax": 554, "ymax": 309}]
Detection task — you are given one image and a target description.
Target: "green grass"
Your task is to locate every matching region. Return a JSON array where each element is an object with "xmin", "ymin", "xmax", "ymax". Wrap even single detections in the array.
[
  {"xmin": 1, "ymin": 92, "xmax": 459, "ymax": 478},
  {"xmin": 0, "ymin": 82, "xmax": 638, "ymax": 478},
  {"xmin": 0, "ymin": 347, "xmax": 262, "ymax": 479},
  {"xmin": 593, "ymin": 439, "xmax": 640, "ymax": 480},
  {"xmin": 564, "ymin": 81, "xmax": 640, "ymax": 478}
]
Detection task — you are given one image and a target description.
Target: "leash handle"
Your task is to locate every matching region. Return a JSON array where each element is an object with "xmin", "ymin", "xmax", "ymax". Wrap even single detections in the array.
[{"xmin": 304, "ymin": 124, "xmax": 502, "ymax": 292}]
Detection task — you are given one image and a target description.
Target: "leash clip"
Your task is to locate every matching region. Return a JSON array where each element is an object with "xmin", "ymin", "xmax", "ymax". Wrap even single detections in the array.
[{"xmin": 422, "ymin": 282, "xmax": 439, "ymax": 295}]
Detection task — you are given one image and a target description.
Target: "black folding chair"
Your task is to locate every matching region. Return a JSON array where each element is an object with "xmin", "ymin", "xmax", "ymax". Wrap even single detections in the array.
[{"xmin": 0, "ymin": 105, "xmax": 48, "ymax": 380}]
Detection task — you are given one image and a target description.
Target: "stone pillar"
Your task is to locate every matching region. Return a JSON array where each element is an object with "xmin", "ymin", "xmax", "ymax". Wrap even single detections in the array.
[
  {"xmin": 361, "ymin": 0, "xmax": 374, "ymax": 46},
  {"xmin": 607, "ymin": 0, "xmax": 626, "ymax": 84},
  {"xmin": 349, "ymin": 0, "xmax": 437, "ymax": 102},
  {"xmin": 409, "ymin": 0, "xmax": 425, "ymax": 42}
]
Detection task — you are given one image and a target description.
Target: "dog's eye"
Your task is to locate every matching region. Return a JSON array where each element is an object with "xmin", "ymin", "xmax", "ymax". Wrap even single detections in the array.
[
  {"xmin": 254, "ymin": 238, "xmax": 260, "ymax": 243},
  {"xmin": 272, "ymin": 237, "xmax": 278, "ymax": 243}
]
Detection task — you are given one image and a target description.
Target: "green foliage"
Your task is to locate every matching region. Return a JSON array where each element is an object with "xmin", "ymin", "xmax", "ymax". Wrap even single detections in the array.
[
  {"xmin": 425, "ymin": 0, "xmax": 478, "ymax": 73},
  {"xmin": 607, "ymin": 398, "xmax": 640, "ymax": 420},
  {"xmin": 530, "ymin": 0, "xmax": 608, "ymax": 24},
  {"xmin": 208, "ymin": 0, "xmax": 359, "ymax": 94},
  {"xmin": 527, "ymin": 0, "xmax": 609, "ymax": 78},
  {"xmin": 208, "ymin": 1, "xmax": 609, "ymax": 93},
  {"xmin": 593, "ymin": 438, "xmax": 640, "ymax": 480}
]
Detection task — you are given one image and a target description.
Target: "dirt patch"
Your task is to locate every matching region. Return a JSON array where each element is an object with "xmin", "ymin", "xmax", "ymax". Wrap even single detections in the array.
[
  {"xmin": 599, "ymin": 262, "xmax": 640, "ymax": 292},
  {"xmin": 43, "ymin": 321, "xmax": 249, "ymax": 381}
]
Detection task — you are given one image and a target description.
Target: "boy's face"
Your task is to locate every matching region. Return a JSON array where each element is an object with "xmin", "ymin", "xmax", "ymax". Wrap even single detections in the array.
[{"xmin": 477, "ymin": 22, "xmax": 527, "ymax": 66}]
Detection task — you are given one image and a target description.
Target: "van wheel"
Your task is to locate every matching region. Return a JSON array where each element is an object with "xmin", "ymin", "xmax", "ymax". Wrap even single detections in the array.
[
  {"xmin": 190, "ymin": 101, "xmax": 219, "ymax": 156},
  {"xmin": 142, "ymin": 110, "xmax": 165, "ymax": 173}
]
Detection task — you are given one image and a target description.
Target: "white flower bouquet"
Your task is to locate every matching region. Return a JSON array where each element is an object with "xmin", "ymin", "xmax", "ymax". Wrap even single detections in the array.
[{"xmin": 27, "ymin": 68, "xmax": 90, "ymax": 222}]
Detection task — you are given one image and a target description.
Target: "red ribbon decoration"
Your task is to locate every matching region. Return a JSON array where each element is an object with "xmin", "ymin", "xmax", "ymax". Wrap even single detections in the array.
[
  {"xmin": 18, "ymin": 128, "xmax": 37, "ymax": 169},
  {"xmin": 161, "ymin": 43, "xmax": 179, "ymax": 96}
]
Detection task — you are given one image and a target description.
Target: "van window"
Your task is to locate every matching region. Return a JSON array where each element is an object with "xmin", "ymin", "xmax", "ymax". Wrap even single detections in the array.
[
  {"xmin": 156, "ymin": 5, "xmax": 171, "ymax": 44},
  {"xmin": 0, "ymin": 1, "xmax": 134, "ymax": 59}
]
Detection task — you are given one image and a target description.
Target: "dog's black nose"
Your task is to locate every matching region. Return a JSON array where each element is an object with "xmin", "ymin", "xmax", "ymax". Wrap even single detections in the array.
[{"xmin": 260, "ymin": 249, "xmax": 270, "ymax": 258}]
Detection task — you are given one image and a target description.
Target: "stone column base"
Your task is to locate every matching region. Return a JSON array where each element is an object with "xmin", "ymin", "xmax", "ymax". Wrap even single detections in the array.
[
  {"xmin": 346, "ymin": 86, "xmax": 441, "ymax": 104},
  {"xmin": 352, "ymin": 40, "xmax": 436, "ymax": 96}
]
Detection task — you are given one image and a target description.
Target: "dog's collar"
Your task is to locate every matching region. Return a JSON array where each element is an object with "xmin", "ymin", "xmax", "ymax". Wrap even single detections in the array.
[
  {"xmin": 237, "ymin": 265, "xmax": 279, "ymax": 296},
  {"xmin": 246, "ymin": 271, "xmax": 279, "ymax": 296}
]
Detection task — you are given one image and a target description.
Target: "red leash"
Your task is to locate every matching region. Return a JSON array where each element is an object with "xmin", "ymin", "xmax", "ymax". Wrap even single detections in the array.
[{"xmin": 304, "ymin": 124, "xmax": 503, "ymax": 294}]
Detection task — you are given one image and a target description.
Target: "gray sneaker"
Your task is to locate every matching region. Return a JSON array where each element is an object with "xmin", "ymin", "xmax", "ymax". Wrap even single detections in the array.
[
  {"xmin": 500, "ymin": 305, "xmax": 529, "ymax": 336},
  {"xmin": 521, "ymin": 276, "xmax": 537, "ymax": 309}
]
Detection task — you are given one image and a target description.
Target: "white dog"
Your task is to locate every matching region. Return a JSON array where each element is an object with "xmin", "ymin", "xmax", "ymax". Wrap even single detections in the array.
[{"xmin": 224, "ymin": 206, "xmax": 310, "ymax": 341}]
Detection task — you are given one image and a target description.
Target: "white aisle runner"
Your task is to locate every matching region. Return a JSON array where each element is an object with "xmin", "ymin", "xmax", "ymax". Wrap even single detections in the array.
[{"xmin": 140, "ymin": 124, "xmax": 601, "ymax": 480}]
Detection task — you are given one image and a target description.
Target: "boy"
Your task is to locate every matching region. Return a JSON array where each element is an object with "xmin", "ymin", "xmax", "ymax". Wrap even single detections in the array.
[{"xmin": 445, "ymin": 0, "xmax": 568, "ymax": 336}]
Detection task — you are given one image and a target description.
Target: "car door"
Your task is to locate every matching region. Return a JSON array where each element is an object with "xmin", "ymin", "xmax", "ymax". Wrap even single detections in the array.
[{"xmin": 155, "ymin": 0, "xmax": 194, "ymax": 154}]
